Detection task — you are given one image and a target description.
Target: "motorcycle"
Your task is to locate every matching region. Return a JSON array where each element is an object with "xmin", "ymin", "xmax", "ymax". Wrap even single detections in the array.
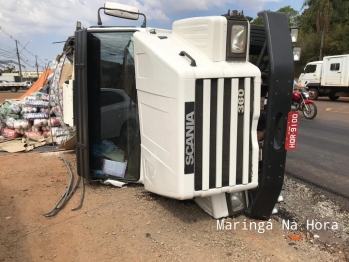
[{"xmin": 291, "ymin": 88, "xmax": 317, "ymax": 119}]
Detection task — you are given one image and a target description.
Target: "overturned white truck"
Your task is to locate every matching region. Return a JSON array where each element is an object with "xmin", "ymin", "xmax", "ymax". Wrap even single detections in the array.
[{"xmin": 68, "ymin": 2, "xmax": 299, "ymax": 219}]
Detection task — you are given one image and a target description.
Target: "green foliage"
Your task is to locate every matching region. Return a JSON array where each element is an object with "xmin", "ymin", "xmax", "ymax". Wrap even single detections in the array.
[
  {"xmin": 249, "ymin": 2, "xmax": 349, "ymax": 76},
  {"xmin": 326, "ymin": 24, "xmax": 349, "ymax": 54},
  {"xmin": 277, "ymin": 5, "xmax": 300, "ymax": 26},
  {"xmin": 250, "ymin": 6, "xmax": 299, "ymax": 26},
  {"xmin": 296, "ymin": 0, "xmax": 349, "ymax": 68},
  {"xmin": 251, "ymin": 16, "xmax": 264, "ymax": 25},
  {"xmin": 245, "ymin": 16, "xmax": 254, "ymax": 22}
]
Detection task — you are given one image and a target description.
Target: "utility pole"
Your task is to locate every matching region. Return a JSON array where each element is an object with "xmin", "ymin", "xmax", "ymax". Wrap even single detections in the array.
[
  {"xmin": 15, "ymin": 40, "xmax": 23, "ymax": 82},
  {"xmin": 35, "ymin": 56, "xmax": 39, "ymax": 78}
]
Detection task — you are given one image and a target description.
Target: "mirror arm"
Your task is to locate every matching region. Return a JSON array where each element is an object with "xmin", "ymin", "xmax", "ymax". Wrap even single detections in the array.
[
  {"xmin": 97, "ymin": 7, "xmax": 147, "ymax": 28},
  {"xmin": 98, "ymin": 7, "xmax": 103, "ymax": 25}
]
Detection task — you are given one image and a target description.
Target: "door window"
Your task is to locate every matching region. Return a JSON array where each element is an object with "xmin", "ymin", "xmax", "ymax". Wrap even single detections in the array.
[
  {"xmin": 86, "ymin": 31, "xmax": 139, "ymax": 181},
  {"xmin": 330, "ymin": 63, "xmax": 340, "ymax": 71},
  {"xmin": 101, "ymin": 91, "xmax": 125, "ymax": 107}
]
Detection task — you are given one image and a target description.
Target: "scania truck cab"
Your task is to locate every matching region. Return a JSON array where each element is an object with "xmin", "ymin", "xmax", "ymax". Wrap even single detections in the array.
[{"xmin": 72, "ymin": 2, "xmax": 298, "ymax": 219}]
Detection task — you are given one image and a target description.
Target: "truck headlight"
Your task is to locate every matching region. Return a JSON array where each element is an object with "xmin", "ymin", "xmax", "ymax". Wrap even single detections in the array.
[
  {"xmin": 231, "ymin": 25, "xmax": 247, "ymax": 53},
  {"xmin": 224, "ymin": 10, "xmax": 249, "ymax": 61}
]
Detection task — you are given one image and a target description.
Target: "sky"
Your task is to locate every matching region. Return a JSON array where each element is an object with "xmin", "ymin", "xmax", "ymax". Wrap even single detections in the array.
[{"xmin": 0, "ymin": 0, "xmax": 305, "ymax": 72}]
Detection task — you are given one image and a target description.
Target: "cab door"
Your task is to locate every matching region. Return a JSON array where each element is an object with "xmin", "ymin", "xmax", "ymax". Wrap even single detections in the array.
[
  {"xmin": 299, "ymin": 63, "xmax": 321, "ymax": 85},
  {"xmin": 75, "ymin": 29, "xmax": 140, "ymax": 182}
]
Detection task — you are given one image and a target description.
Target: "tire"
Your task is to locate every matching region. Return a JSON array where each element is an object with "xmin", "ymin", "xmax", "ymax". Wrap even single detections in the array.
[
  {"xmin": 10, "ymin": 87, "xmax": 18, "ymax": 93},
  {"xmin": 302, "ymin": 102, "xmax": 317, "ymax": 119},
  {"xmin": 308, "ymin": 88, "xmax": 319, "ymax": 100},
  {"xmin": 328, "ymin": 95, "xmax": 339, "ymax": 101}
]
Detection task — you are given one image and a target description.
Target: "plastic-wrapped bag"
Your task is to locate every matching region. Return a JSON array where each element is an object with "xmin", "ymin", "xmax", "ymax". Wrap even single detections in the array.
[
  {"xmin": 48, "ymin": 117, "xmax": 60, "ymax": 127},
  {"xmin": 33, "ymin": 119, "xmax": 48, "ymax": 128},
  {"xmin": 1, "ymin": 128, "xmax": 20, "ymax": 138},
  {"xmin": 43, "ymin": 130, "xmax": 51, "ymax": 137},
  {"xmin": 24, "ymin": 99, "xmax": 49, "ymax": 108},
  {"xmin": 23, "ymin": 113, "xmax": 49, "ymax": 120},
  {"xmin": 21, "ymin": 107, "xmax": 38, "ymax": 114},
  {"xmin": 13, "ymin": 119, "xmax": 31, "ymax": 130},
  {"xmin": 52, "ymin": 106, "xmax": 62, "ymax": 117},
  {"xmin": 0, "ymin": 122, "xmax": 5, "ymax": 133},
  {"xmin": 25, "ymin": 131, "xmax": 43, "ymax": 138},
  {"xmin": 51, "ymin": 127, "xmax": 70, "ymax": 137},
  {"xmin": 56, "ymin": 135, "xmax": 70, "ymax": 145},
  {"xmin": 15, "ymin": 128, "xmax": 25, "ymax": 135},
  {"xmin": 5, "ymin": 117, "xmax": 16, "ymax": 129},
  {"xmin": 31, "ymin": 126, "xmax": 41, "ymax": 132},
  {"xmin": 1, "ymin": 101, "xmax": 21, "ymax": 120},
  {"xmin": 10, "ymin": 102, "xmax": 22, "ymax": 114},
  {"xmin": 31, "ymin": 92, "xmax": 50, "ymax": 101},
  {"xmin": 40, "ymin": 108, "xmax": 50, "ymax": 114}
]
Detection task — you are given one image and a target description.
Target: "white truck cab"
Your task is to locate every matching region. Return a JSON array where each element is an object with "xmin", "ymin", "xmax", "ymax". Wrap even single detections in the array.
[
  {"xmin": 70, "ymin": 2, "xmax": 297, "ymax": 219},
  {"xmin": 299, "ymin": 61, "xmax": 322, "ymax": 86}
]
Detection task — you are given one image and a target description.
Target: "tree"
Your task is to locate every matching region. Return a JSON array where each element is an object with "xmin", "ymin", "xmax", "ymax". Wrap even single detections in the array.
[
  {"xmin": 251, "ymin": 16, "xmax": 264, "ymax": 25},
  {"xmin": 3, "ymin": 66, "xmax": 16, "ymax": 73},
  {"xmin": 245, "ymin": 16, "xmax": 254, "ymax": 22},
  {"xmin": 277, "ymin": 6, "xmax": 300, "ymax": 27},
  {"xmin": 302, "ymin": 0, "xmax": 332, "ymax": 60},
  {"xmin": 251, "ymin": 6, "xmax": 299, "ymax": 27}
]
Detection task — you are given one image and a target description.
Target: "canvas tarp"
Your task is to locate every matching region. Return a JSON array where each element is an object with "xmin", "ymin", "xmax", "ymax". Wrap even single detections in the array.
[{"xmin": 19, "ymin": 69, "xmax": 53, "ymax": 100}]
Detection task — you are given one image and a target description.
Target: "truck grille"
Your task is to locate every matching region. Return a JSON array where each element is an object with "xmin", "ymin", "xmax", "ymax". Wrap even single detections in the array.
[{"xmin": 194, "ymin": 78, "xmax": 254, "ymax": 191}]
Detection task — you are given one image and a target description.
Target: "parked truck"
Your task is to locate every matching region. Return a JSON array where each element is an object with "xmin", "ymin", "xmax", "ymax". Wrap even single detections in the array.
[
  {"xmin": 0, "ymin": 80, "xmax": 27, "ymax": 92},
  {"xmin": 298, "ymin": 54, "xmax": 349, "ymax": 100},
  {"xmin": 68, "ymin": 2, "xmax": 299, "ymax": 219}
]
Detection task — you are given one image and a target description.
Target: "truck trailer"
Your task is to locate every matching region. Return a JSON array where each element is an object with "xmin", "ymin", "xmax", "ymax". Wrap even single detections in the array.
[
  {"xmin": 0, "ymin": 80, "xmax": 27, "ymax": 92},
  {"xmin": 67, "ymin": 2, "xmax": 299, "ymax": 219}
]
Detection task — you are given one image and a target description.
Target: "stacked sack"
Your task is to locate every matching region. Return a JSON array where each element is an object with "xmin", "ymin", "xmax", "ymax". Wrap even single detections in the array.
[
  {"xmin": 0, "ymin": 100, "xmax": 28, "ymax": 138},
  {"xmin": 0, "ymin": 92, "xmax": 68, "ymax": 143},
  {"xmin": 47, "ymin": 55, "xmax": 73, "ymax": 144},
  {"xmin": 0, "ymin": 56, "xmax": 73, "ymax": 145}
]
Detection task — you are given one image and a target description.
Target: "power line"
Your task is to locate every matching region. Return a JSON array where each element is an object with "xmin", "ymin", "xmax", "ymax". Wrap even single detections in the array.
[
  {"xmin": 0, "ymin": 25, "xmax": 44, "ymax": 66},
  {"xmin": 20, "ymin": 57, "xmax": 36, "ymax": 68},
  {"xmin": 19, "ymin": 53, "xmax": 35, "ymax": 64}
]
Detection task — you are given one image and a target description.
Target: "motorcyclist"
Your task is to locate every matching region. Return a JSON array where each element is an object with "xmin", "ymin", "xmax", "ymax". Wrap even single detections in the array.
[{"xmin": 294, "ymin": 79, "xmax": 307, "ymax": 90}]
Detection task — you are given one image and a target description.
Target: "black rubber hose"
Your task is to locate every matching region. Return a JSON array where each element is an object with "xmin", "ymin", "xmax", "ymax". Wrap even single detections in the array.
[{"xmin": 43, "ymin": 158, "xmax": 74, "ymax": 217}]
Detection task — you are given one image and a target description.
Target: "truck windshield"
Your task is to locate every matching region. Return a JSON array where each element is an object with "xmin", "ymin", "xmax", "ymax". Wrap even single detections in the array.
[
  {"xmin": 86, "ymin": 31, "xmax": 140, "ymax": 181},
  {"xmin": 304, "ymin": 64, "xmax": 317, "ymax": 73}
]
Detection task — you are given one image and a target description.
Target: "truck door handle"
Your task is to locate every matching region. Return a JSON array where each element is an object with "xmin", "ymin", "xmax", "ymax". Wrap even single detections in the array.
[
  {"xmin": 337, "ymin": 72, "xmax": 341, "ymax": 73},
  {"xmin": 179, "ymin": 51, "xmax": 197, "ymax": 67},
  {"xmin": 313, "ymin": 74, "xmax": 316, "ymax": 76}
]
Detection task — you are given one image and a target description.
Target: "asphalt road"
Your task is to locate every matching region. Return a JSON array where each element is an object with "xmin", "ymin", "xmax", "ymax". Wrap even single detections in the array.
[{"xmin": 285, "ymin": 97, "xmax": 349, "ymax": 202}]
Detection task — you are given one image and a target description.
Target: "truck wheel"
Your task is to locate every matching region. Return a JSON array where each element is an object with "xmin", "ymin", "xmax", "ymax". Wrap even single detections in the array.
[
  {"xmin": 10, "ymin": 87, "xmax": 18, "ymax": 93},
  {"xmin": 308, "ymin": 88, "xmax": 319, "ymax": 100},
  {"xmin": 328, "ymin": 95, "xmax": 339, "ymax": 101}
]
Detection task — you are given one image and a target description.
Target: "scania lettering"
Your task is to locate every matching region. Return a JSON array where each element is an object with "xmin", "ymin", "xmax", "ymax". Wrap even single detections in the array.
[
  {"xmin": 185, "ymin": 108, "xmax": 195, "ymax": 170},
  {"xmin": 69, "ymin": 2, "xmax": 299, "ymax": 219}
]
